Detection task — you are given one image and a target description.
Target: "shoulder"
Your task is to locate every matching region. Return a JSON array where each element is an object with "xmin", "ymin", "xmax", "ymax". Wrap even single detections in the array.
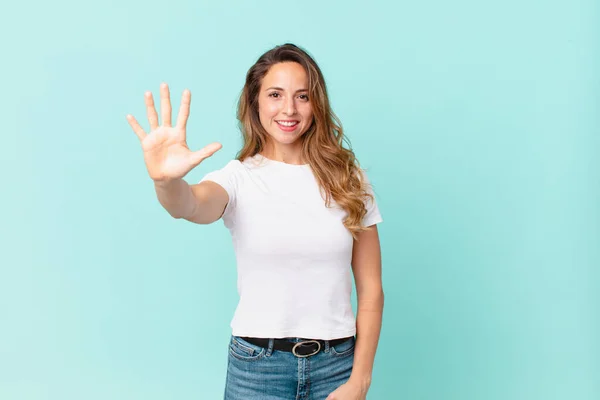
[
  {"xmin": 356, "ymin": 167, "xmax": 373, "ymax": 185},
  {"xmin": 219, "ymin": 154, "xmax": 264, "ymax": 170},
  {"xmin": 207, "ymin": 159, "xmax": 244, "ymax": 175},
  {"xmin": 199, "ymin": 159, "xmax": 244, "ymax": 187},
  {"xmin": 223, "ymin": 159, "xmax": 244, "ymax": 172},
  {"xmin": 355, "ymin": 167, "xmax": 381, "ymax": 199}
]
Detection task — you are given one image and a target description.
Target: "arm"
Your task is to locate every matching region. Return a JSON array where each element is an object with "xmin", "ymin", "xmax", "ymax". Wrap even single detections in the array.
[
  {"xmin": 349, "ymin": 224, "xmax": 384, "ymax": 390},
  {"xmin": 154, "ymin": 179, "xmax": 229, "ymax": 224}
]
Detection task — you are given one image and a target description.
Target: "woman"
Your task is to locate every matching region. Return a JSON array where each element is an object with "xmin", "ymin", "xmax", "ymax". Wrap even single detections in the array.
[{"xmin": 126, "ymin": 43, "xmax": 383, "ymax": 400}]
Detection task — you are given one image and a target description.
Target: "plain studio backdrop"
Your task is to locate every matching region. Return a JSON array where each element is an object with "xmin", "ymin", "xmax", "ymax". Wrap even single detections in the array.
[{"xmin": 0, "ymin": 0, "xmax": 598, "ymax": 399}]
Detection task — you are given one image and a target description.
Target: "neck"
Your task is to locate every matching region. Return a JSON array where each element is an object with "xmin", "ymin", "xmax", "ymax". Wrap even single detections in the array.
[{"xmin": 261, "ymin": 141, "xmax": 305, "ymax": 165}]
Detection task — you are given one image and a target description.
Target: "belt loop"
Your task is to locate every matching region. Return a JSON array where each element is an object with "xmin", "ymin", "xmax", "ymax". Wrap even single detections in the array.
[
  {"xmin": 266, "ymin": 338, "xmax": 274, "ymax": 356},
  {"xmin": 324, "ymin": 339, "xmax": 330, "ymax": 353}
]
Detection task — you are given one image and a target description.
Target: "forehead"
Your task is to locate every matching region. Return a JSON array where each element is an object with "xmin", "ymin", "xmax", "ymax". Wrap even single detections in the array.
[{"xmin": 262, "ymin": 62, "xmax": 308, "ymax": 88}]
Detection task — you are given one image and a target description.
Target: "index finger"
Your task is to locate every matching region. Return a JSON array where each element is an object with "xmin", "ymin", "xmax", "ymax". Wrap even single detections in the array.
[{"xmin": 176, "ymin": 89, "xmax": 191, "ymax": 130}]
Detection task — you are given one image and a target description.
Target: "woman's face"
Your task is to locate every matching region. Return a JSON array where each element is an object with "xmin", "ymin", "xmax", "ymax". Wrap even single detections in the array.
[{"xmin": 258, "ymin": 62, "xmax": 314, "ymax": 147}]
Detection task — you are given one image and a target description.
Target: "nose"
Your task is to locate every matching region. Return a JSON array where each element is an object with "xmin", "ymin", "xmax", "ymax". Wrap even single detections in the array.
[{"xmin": 283, "ymin": 96, "xmax": 296, "ymax": 116}]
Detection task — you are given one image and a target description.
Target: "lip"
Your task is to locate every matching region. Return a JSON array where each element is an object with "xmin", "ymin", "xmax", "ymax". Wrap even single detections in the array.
[
  {"xmin": 275, "ymin": 119, "xmax": 300, "ymax": 123},
  {"xmin": 275, "ymin": 120, "xmax": 300, "ymax": 132}
]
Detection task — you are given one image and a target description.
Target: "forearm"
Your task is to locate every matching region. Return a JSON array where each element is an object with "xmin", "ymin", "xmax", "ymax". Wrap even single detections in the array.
[
  {"xmin": 154, "ymin": 178, "xmax": 197, "ymax": 219},
  {"xmin": 350, "ymin": 291, "xmax": 384, "ymax": 387}
]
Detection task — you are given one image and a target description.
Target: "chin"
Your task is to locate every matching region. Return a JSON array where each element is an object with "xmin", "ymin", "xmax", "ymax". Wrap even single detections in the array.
[
  {"xmin": 269, "ymin": 130, "xmax": 304, "ymax": 145},
  {"xmin": 278, "ymin": 135, "xmax": 302, "ymax": 144}
]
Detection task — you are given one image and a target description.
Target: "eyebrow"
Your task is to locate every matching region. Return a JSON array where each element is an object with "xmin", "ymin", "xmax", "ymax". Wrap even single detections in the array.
[{"xmin": 265, "ymin": 87, "xmax": 308, "ymax": 93}]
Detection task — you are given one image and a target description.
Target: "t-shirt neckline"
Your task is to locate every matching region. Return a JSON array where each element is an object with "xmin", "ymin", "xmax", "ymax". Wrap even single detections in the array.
[{"xmin": 254, "ymin": 153, "xmax": 311, "ymax": 168}]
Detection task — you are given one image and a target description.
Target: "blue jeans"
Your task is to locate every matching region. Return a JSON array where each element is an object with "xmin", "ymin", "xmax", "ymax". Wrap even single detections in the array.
[{"xmin": 224, "ymin": 335, "xmax": 356, "ymax": 400}]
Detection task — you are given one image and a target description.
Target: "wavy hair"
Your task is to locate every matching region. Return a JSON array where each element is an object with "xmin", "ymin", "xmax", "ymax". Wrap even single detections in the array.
[{"xmin": 235, "ymin": 43, "xmax": 374, "ymax": 239}]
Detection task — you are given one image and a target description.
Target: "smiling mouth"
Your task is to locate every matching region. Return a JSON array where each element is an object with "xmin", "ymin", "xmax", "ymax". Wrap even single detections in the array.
[{"xmin": 276, "ymin": 120, "xmax": 300, "ymax": 127}]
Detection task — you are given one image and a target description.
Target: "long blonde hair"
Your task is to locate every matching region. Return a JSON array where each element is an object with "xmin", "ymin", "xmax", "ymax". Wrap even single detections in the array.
[{"xmin": 236, "ymin": 43, "xmax": 375, "ymax": 239}]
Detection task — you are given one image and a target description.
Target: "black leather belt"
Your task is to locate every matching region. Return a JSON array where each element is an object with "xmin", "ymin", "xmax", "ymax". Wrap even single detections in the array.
[{"xmin": 239, "ymin": 336, "xmax": 353, "ymax": 358}]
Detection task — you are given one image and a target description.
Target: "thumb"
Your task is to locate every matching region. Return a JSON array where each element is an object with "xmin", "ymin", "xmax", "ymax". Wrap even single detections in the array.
[{"xmin": 189, "ymin": 142, "xmax": 222, "ymax": 166}]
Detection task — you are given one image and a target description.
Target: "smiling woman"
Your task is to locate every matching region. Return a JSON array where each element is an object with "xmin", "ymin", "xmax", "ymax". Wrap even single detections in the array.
[{"xmin": 126, "ymin": 43, "xmax": 384, "ymax": 400}]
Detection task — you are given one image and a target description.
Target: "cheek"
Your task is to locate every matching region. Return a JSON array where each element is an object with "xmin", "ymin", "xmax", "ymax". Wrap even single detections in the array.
[
  {"xmin": 258, "ymin": 104, "xmax": 276, "ymax": 127},
  {"xmin": 260, "ymin": 101, "xmax": 280, "ymax": 117},
  {"xmin": 302, "ymin": 105, "xmax": 313, "ymax": 120}
]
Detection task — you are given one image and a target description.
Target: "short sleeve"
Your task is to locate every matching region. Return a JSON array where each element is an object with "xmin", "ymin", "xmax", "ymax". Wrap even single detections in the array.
[
  {"xmin": 359, "ymin": 169, "xmax": 383, "ymax": 227},
  {"xmin": 199, "ymin": 160, "xmax": 240, "ymax": 228}
]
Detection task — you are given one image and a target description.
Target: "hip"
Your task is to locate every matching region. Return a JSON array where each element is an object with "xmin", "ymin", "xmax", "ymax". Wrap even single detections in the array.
[{"xmin": 224, "ymin": 335, "xmax": 356, "ymax": 400}]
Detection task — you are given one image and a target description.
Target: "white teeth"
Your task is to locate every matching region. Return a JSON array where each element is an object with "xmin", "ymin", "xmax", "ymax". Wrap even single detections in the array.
[{"xmin": 277, "ymin": 121, "xmax": 298, "ymax": 127}]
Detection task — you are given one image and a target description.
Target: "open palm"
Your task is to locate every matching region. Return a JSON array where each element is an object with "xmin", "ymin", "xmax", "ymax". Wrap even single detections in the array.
[{"xmin": 126, "ymin": 83, "xmax": 222, "ymax": 182}]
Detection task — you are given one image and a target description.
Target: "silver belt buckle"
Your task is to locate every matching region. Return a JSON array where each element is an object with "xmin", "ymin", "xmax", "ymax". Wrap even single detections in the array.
[{"xmin": 292, "ymin": 340, "xmax": 321, "ymax": 358}]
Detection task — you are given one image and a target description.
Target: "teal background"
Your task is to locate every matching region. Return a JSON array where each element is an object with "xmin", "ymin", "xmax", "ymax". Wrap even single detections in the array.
[{"xmin": 1, "ymin": 0, "xmax": 598, "ymax": 399}]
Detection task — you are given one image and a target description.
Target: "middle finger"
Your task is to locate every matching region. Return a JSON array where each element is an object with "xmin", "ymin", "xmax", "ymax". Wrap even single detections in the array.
[{"xmin": 160, "ymin": 83, "xmax": 172, "ymax": 127}]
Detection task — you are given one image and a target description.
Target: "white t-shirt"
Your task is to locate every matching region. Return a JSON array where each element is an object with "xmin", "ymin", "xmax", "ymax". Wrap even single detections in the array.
[{"xmin": 199, "ymin": 153, "xmax": 383, "ymax": 340}]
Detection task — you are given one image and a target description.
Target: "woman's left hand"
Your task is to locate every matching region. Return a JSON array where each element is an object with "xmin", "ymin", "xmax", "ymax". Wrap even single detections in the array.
[{"xmin": 326, "ymin": 379, "xmax": 369, "ymax": 400}]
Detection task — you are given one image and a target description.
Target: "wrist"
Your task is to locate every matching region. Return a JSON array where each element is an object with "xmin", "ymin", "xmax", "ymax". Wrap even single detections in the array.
[
  {"xmin": 349, "ymin": 373, "xmax": 372, "ymax": 389},
  {"xmin": 154, "ymin": 178, "xmax": 181, "ymax": 189}
]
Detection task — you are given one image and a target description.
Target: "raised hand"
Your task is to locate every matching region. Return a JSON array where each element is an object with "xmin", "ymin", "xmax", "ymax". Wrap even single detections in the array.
[{"xmin": 127, "ymin": 83, "xmax": 222, "ymax": 182}]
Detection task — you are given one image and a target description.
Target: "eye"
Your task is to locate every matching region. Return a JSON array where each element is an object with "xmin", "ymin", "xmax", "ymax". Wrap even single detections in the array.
[
  {"xmin": 299, "ymin": 94, "xmax": 309, "ymax": 101},
  {"xmin": 268, "ymin": 92, "xmax": 280, "ymax": 98}
]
